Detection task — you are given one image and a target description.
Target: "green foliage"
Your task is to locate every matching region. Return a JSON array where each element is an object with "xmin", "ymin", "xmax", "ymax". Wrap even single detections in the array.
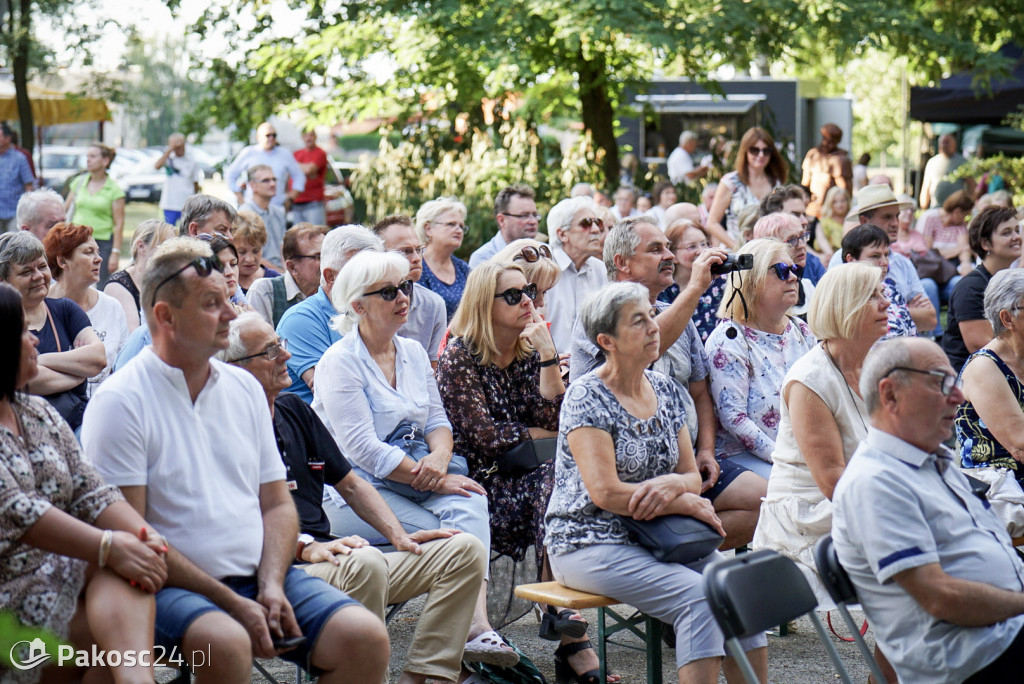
[
  {"xmin": 0, "ymin": 612, "xmax": 69, "ymax": 670},
  {"xmin": 351, "ymin": 118, "xmax": 603, "ymax": 255}
]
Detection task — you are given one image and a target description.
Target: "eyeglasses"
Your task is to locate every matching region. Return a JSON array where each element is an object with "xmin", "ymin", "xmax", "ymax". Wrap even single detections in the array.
[
  {"xmin": 290, "ymin": 253, "xmax": 321, "ymax": 262},
  {"xmin": 365, "ymin": 279, "xmax": 414, "ymax": 301},
  {"xmin": 264, "ymin": 133, "xmax": 277, "ymax": 138},
  {"xmin": 392, "ymin": 246, "xmax": 425, "ymax": 258},
  {"xmin": 230, "ymin": 338, "xmax": 289, "ymax": 364},
  {"xmin": 502, "ymin": 212, "xmax": 543, "ymax": 221},
  {"xmin": 494, "ymin": 282, "xmax": 538, "ymax": 306},
  {"xmin": 784, "ymin": 232, "xmax": 811, "ymax": 248},
  {"xmin": 578, "ymin": 217, "xmax": 604, "ymax": 230},
  {"xmin": 749, "ymin": 145, "xmax": 772, "ymax": 157},
  {"xmin": 883, "ymin": 366, "xmax": 963, "ymax": 396},
  {"xmin": 513, "ymin": 245, "xmax": 552, "ymax": 263},
  {"xmin": 434, "ymin": 221, "xmax": 465, "ymax": 230},
  {"xmin": 770, "ymin": 263, "xmax": 801, "ymax": 281},
  {"xmin": 150, "ymin": 256, "xmax": 224, "ymax": 307},
  {"xmin": 677, "ymin": 241, "xmax": 710, "ymax": 253}
]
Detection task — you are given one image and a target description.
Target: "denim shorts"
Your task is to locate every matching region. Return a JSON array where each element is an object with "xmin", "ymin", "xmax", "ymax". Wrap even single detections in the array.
[
  {"xmin": 154, "ymin": 566, "xmax": 358, "ymax": 671},
  {"xmin": 703, "ymin": 456, "xmax": 749, "ymax": 502}
]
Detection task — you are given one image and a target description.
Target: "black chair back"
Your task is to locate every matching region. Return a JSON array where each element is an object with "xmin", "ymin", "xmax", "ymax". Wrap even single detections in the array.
[{"xmin": 814, "ymin": 534, "xmax": 858, "ymax": 606}]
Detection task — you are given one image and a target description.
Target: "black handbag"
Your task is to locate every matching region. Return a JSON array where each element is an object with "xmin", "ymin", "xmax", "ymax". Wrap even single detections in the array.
[
  {"xmin": 380, "ymin": 421, "xmax": 468, "ymax": 503},
  {"xmin": 496, "ymin": 438, "xmax": 557, "ymax": 476},
  {"xmin": 615, "ymin": 513, "xmax": 724, "ymax": 564}
]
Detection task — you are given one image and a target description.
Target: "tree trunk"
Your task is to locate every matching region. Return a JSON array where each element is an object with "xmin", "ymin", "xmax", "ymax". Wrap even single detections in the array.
[
  {"xmin": 576, "ymin": 47, "xmax": 619, "ymax": 190},
  {"xmin": 13, "ymin": 0, "xmax": 33, "ymax": 150}
]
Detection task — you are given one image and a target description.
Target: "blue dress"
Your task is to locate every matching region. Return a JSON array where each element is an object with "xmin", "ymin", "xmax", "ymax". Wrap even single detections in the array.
[
  {"xmin": 956, "ymin": 348, "xmax": 1024, "ymax": 479},
  {"xmin": 420, "ymin": 256, "xmax": 471, "ymax": 321}
]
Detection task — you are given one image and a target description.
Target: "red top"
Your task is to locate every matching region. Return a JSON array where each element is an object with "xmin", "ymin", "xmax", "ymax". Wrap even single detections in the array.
[{"xmin": 292, "ymin": 146, "xmax": 327, "ymax": 203}]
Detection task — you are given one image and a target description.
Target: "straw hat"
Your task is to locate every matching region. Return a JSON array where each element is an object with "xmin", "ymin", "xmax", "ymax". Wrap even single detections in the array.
[{"xmin": 849, "ymin": 185, "xmax": 914, "ymax": 218}]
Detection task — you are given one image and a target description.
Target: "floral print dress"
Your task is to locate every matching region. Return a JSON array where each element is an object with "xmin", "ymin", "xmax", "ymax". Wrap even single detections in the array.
[
  {"xmin": 705, "ymin": 317, "xmax": 816, "ymax": 464},
  {"xmin": 656, "ymin": 275, "xmax": 728, "ymax": 344},
  {"xmin": 436, "ymin": 338, "xmax": 563, "ymax": 566},
  {"xmin": 0, "ymin": 395, "xmax": 121, "ymax": 663},
  {"xmin": 881, "ymin": 277, "xmax": 918, "ymax": 340}
]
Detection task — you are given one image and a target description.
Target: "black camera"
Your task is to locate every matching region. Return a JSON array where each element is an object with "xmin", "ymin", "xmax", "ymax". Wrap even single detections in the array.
[{"xmin": 710, "ymin": 253, "xmax": 754, "ymax": 275}]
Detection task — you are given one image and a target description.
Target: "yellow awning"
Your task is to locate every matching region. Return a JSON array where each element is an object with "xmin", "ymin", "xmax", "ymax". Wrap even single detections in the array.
[{"xmin": 0, "ymin": 82, "xmax": 109, "ymax": 126}]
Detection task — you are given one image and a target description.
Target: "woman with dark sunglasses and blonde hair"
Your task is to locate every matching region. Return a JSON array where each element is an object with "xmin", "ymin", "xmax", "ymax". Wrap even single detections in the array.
[
  {"xmin": 706, "ymin": 127, "xmax": 789, "ymax": 249},
  {"xmin": 704, "ymin": 238, "xmax": 816, "ymax": 480},
  {"xmin": 311, "ymin": 250, "xmax": 516, "ymax": 668}
]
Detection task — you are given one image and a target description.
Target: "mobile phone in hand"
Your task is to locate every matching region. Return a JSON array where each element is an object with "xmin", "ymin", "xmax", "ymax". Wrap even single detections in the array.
[{"xmin": 273, "ymin": 636, "xmax": 307, "ymax": 651}]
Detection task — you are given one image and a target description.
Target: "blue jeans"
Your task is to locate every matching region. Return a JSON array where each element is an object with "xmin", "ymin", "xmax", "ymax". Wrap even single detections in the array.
[
  {"xmin": 291, "ymin": 201, "xmax": 326, "ymax": 226},
  {"xmin": 921, "ymin": 275, "xmax": 962, "ymax": 336}
]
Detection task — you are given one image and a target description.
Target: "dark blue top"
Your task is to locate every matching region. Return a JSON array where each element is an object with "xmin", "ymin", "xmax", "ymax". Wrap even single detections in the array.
[
  {"xmin": 420, "ymin": 256, "xmax": 470, "ymax": 321},
  {"xmin": 956, "ymin": 348, "xmax": 1024, "ymax": 477}
]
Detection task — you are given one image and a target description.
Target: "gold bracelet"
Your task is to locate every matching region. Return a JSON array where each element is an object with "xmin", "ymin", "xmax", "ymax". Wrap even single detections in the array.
[{"xmin": 98, "ymin": 529, "xmax": 113, "ymax": 568}]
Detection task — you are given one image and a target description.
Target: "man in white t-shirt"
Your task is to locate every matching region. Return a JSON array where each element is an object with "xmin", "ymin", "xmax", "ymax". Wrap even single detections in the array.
[
  {"xmin": 83, "ymin": 237, "xmax": 388, "ymax": 684},
  {"xmin": 154, "ymin": 133, "xmax": 202, "ymax": 226},
  {"xmin": 667, "ymin": 131, "xmax": 709, "ymax": 185}
]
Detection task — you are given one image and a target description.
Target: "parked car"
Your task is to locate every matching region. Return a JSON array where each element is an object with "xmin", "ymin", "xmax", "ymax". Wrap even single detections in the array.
[
  {"xmin": 34, "ymin": 146, "xmax": 89, "ymax": 192},
  {"xmin": 112, "ymin": 157, "xmax": 167, "ymax": 203}
]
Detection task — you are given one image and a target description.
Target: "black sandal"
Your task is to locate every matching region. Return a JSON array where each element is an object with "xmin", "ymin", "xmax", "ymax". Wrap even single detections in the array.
[
  {"xmin": 539, "ymin": 607, "xmax": 589, "ymax": 641},
  {"xmin": 553, "ymin": 640, "xmax": 600, "ymax": 684}
]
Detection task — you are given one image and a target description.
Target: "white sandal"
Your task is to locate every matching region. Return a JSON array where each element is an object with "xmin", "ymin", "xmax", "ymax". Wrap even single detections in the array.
[{"xmin": 463, "ymin": 630, "xmax": 520, "ymax": 668}]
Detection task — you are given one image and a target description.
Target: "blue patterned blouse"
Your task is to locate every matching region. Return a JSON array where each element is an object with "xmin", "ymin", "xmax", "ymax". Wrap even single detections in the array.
[{"xmin": 420, "ymin": 256, "xmax": 471, "ymax": 321}]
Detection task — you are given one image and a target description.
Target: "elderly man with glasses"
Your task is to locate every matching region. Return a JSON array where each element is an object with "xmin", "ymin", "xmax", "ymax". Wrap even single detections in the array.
[
  {"xmin": 833, "ymin": 336, "xmax": 1024, "ymax": 684},
  {"xmin": 468, "ymin": 183, "xmax": 541, "ymax": 267},
  {"xmin": 226, "ymin": 121, "xmax": 306, "ymax": 209}
]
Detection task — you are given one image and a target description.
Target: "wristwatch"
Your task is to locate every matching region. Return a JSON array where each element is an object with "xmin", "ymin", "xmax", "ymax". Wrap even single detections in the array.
[{"xmin": 296, "ymin": 534, "xmax": 314, "ymax": 561}]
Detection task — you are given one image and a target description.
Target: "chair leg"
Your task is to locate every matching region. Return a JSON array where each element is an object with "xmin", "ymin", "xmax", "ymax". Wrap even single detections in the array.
[
  {"xmin": 836, "ymin": 605, "xmax": 887, "ymax": 684},
  {"xmin": 808, "ymin": 612, "xmax": 855, "ymax": 684},
  {"xmin": 724, "ymin": 638, "xmax": 760, "ymax": 684},
  {"xmin": 597, "ymin": 607, "xmax": 608, "ymax": 684}
]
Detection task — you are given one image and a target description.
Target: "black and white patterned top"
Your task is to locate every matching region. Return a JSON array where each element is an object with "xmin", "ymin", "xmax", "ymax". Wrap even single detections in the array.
[{"xmin": 544, "ymin": 370, "xmax": 690, "ymax": 556}]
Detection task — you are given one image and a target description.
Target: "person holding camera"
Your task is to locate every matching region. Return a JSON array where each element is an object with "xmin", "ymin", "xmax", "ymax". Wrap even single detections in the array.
[
  {"xmin": 752, "ymin": 262, "xmax": 889, "ymax": 603},
  {"xmin": 570, "ymin": 216, "xmax": 766, "ymax": 551},
  {"xmin": 704, "ymin": 239, "xmax": 817, "ymax": 480}
]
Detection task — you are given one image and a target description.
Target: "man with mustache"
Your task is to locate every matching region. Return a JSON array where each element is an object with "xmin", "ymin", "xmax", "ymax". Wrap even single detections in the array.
[{"xmin": 569, "ymin": 216, "xmax": 767, "ymax": 550}]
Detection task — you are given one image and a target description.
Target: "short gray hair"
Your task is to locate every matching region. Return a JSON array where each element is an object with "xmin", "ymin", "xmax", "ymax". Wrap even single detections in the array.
[
  {"xmin": 580, "ymin": 282, "xmax": 650, "ymax": 351},
  {"xmin": 414, "ymin": 197, "xmax": 467, "ymax": 244},
  {"xmin": 15, "ymin": 188, "xmax": 64, "ymax": 228},
  {"xmin": 679, "ymin": 130, "xmax": 697, "ymax": 145},
  {"xmin": 140, "ymin": 237, "xmax": 214, "ymax": 323},
  {"xmin": 0, "ymin": 231, "xmax": 45, "ymax": 281},
  {"xmin": 985, "ymin": 268, "xmax": 1024, "ymax": 337},
  {"xmin": 179, "ymin": 195, "xmax": 237, "ymax": 235},
  {"xmin": 217, "ymin": 311, "xmax": 267, "ymax": 363},
  {"xmin": 546, "ymin": 196, "xmax": 596, "ymax": 248},
  {"xmin": 860, "ymin": 338, "xmax": 916, "ymax": 415},
  {"xmin": 320, "ymin": 224, "xmax": 383, "ymax": 289},
  {"xmin": 603, "ymin": 216, "xmax": 657, "ymax": 279}
]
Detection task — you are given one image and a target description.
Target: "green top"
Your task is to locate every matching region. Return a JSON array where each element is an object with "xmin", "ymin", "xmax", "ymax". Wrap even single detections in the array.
[{"xmin": 71, "ymin": 174, "xmax": 125, "ymax": 241}]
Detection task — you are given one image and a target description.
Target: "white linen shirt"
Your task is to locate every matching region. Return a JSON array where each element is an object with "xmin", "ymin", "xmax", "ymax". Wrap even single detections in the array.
[
  {"xmin": 312, "ymin": 330, "xmax": 452, "ymax": 480},
  {"xmin": 82, "ymin": 347, "xmax": 285, "ymax": 580},
  {"xmin": 546, "ymin": 246, "xmax": 608, "ymax": 353}
]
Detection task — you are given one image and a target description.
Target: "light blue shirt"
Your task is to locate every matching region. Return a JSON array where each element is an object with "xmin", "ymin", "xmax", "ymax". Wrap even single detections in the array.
[
  {"xmin": 312, "ymin": 330, "xmax": 451, "ymax": 479},
  {"xmin": 276, "ymin": 288, "xmax": 341, "ymax": 403},
  {"xmin": 114, "ymin": 325, "xmax": 151, "ymax": 371},
  {"xmin": 827, "ymin": 248, "xmax": 925, "ymax": 301},
  {"xmin": 468, "ymin": 231, "xmax": 507, "ymax": 268},
  {"xmin": 833, "ymin": 428, "xmax": 1024, "ymax": 684},
  {"xmin": 225, "ymin": 145, "xmax": 306, "ymax": 207},
  {"xmin": 398, "ymin": 283, "xmax": 447, "ymax": 362}
]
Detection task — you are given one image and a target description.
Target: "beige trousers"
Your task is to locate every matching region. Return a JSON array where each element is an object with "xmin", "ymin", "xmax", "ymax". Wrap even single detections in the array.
[{"xmin": 300, "ymin": 533, "xmax": 486, "ymax": 682}]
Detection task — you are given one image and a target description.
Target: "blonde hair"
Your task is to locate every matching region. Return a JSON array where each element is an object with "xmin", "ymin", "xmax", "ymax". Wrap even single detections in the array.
[
  {"xmin": 821, "ymin": 186, "xmax": 850, "ymax": 221},
  {"xmin": 808, "ymin": 262, "xmax": 883, "ymax": 340},
  {"xmin": 717, "ymin": 238, "xmax": 792, "ymax": 322},
  {"xmin": 449, "ymin": 261, "xmax": 531, "ymax": 367},
  {"xmin": 130, "ymin": 219, "xmax": 175, "ymax": 260},
  {"xmin": 329, "ymin": 250, "xmax": 409, "ymax": 335},
  {"xmin": 414, "ymin": 197, "xmax": 467, "ymax": 244},
  {"xmin": 232, "ymin": 210, "xmax": 268, "ymax": 248},
  {"xmin": 491, "ymin": 238, "xmax": 561, "ymax": 292}
]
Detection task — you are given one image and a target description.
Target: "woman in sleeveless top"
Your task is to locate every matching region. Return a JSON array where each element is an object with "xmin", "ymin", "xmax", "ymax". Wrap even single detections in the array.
[
  {"xmin": 705, "ymin": 127, "xmax": 788, "ymax": 249},
  {"xmin": 752, "ymin": 263, "xmax": 888, "ymax": 605},
  {"xmin": 104, "ymin": 219, "xmax": 175, "ymax": 330},
  {"xmin": 957, "ymin": 269, "xmax": 1024, "ymax": 480}
]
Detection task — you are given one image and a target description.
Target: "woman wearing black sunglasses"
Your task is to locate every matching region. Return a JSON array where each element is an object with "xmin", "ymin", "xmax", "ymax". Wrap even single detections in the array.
[
  {"xmin": 704, "ymin": 239, "xmax": 816, "ymax": 481},
  {"xmin": 706, "ymin": 127, "xmax": 788, "ymax": 250},
  {"xmin": 313, "ymin": 250, "xmax": 518, "ymax": 667},
  {"xmin": 438, "ymin": 263, "xmax": 612, "ymax": 681}
]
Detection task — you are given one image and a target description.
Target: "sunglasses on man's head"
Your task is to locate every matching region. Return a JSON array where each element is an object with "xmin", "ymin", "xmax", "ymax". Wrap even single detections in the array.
[
  {"xmin": 513, "ymin": 245, "xmax": 552, "ymax": 263},
  {"xmin": 494, "ymin": 282, "xmax": 538, "ymax": 306},
  {"xmin": 150, "ymin": 255, "xmax": 224, "ymax": 307},
  {"xmin": 365, "ymin": 279, "xmax": 414, "ymax": 301},
  {"xmin": 770, "ymin": 263, "xmax": 801, "ymax": 281}
]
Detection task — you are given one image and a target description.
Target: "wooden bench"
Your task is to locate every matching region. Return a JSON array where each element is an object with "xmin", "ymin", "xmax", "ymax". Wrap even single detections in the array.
[{"xmin": 514, "ymin": 581, "xmax": 666, "ymax": 684}]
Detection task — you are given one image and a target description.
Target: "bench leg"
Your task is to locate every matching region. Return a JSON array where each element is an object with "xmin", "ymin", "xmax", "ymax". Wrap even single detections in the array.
[
  {"xmin": 644, "ymin": 615, "xmax": 663, "ymax": 684},
  {"xmin": 597, "ymin": 607, "xmax": 608, "ymax": 684}
]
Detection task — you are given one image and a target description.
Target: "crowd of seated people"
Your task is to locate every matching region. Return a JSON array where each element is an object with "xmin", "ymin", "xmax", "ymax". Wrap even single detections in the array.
[{"xmin": 5, "ymin": 129, "xmax": 1024, "ymax": 684}]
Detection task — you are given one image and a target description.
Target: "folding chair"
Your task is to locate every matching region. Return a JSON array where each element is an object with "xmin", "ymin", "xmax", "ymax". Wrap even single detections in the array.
[
  {"xmin": 702, "ymin": 549, "xmax": 853, "ymax": 684},
  {"xmin": 814, "ymin": 535, "xmax": 888, "ymax": 684}
]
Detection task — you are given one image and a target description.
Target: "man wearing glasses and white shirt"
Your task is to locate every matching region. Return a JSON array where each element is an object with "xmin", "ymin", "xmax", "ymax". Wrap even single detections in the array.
[{"xmin": 468, "ymin": 184, "xmax": 541, "ymax": 267}]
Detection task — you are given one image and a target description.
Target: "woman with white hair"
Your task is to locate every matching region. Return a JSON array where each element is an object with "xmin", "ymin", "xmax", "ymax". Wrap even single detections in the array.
[
  {"xmin": 417, "ymin": 197, "xmax": 470, "ymax": 321},
  {"xmin": 753, "ymin": 262, "xmax": 889, "ymax": 603},
  {"xmin": 104, "ymin": 219, "xmax": 175, "ymax": 330},
  {"xmin": 544, "ymin": 196, "xmax": 608, "ymax": 352},
  {"xmin": 957, "ymin": 268, "xmax": 1024, "ymax": 483},
  {"xmin": 545, "ymin": 282, "xmax": 766, "ymax": 684},
  {"xmin": 751, "ymin": 212, "xmax": 816, "ymax": 317},
  {"xmin": 705, "ymin": 239, "xmax": 816, "ymax": 480},
  {"xmin": 311, "ymin": 249, "xmax": 516, "ymax": 668}
]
